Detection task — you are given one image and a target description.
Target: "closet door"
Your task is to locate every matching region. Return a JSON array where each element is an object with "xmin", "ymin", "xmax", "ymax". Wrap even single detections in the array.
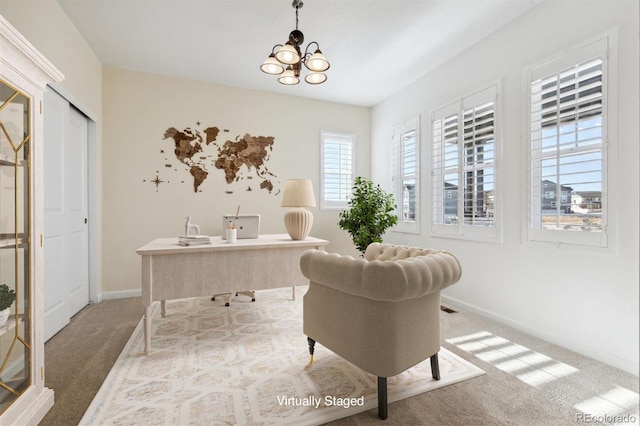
[{"xmin": 43, "ymin": 89, "xmax": 89, "ymax": 341}]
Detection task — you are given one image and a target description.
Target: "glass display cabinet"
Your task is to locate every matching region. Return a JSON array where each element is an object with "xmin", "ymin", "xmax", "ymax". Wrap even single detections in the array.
[
  {"xmin": 0, "ymin": 79, "xmax": 31, "ymax": 413},
  {"xmin": 0, "ymin": 14, "xmax": 63, "ymax": 424}
]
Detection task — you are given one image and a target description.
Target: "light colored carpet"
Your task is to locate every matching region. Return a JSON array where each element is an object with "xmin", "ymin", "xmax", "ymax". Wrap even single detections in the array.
[{"xmin": 80, "ymin": 287, "xmax": 484, "ymax": 425}]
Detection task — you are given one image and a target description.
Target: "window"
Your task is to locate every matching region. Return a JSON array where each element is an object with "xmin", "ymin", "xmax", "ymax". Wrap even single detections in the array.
[
  {"xmin": 391, "ymin": 117, "xmax": 419, "ymax": 233},
  {"xmin": 432, "ymin": 85, "xmax": 499, "ymax": 241},
  {"xmin": 320, "ymin": 131, "xmax": 355, "ymax": 210},
  {"xmin": 528, "ymin": 38, "xmax": 608, "ymax": 247}
]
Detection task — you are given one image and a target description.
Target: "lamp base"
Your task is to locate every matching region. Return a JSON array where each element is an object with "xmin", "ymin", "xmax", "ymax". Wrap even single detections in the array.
[{"xmin": 284, "ymin": 208, "xmax": 313, "ymax": 240}]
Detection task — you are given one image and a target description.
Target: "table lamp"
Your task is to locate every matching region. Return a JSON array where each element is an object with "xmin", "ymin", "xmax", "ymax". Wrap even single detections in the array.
[{"xmin": 281, "ymin": 179, "xmax": 316, "ymax": 240}]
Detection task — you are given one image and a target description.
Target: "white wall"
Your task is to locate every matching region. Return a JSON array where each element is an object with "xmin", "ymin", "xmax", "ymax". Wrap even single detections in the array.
[
  {"xmin": 371, "ymin": 0, "xmax": 639, "ymax": 374},
  {"xmin": 102, "ymin": 67, "xmax": 370, "ymax": 294}
]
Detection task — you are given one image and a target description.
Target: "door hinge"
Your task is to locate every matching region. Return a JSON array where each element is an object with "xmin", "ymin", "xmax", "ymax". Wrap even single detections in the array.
[
  {"xmin": 40, "ymin": 100, "xmax": 43, "ymax": 114},
  {"xmin": 40, "ymin": 234, "xmax": 43, "ymax": 247},
  {"xmin": 41, "ymin": 366, "xmax": 44, "ymax": 381}
]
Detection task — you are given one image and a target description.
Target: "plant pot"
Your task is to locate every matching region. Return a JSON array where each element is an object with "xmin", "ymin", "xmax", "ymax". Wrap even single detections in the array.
[{"xmin": 0, "ymin": 308, "xmax": 9, "ymax": 326}]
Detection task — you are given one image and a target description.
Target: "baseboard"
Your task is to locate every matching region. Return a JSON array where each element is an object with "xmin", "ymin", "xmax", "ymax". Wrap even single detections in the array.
[
  {"xmin": 441, "ymin": 295, "xmax": 639, "ymax": 376},
  {"xmin": 101, "ymin": 288, "xmax": 142, "ymax": 300},
  {"xmin": 10, "ymin": 387, "xmax": 54, "ymax": 425}
]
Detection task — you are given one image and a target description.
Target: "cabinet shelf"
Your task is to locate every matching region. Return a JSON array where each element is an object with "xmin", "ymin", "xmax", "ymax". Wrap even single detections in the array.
[
  {"xmin": 0, "ymin": 234, "xmax": 26, "ymax": 249},
  {"xmin": 0, "ymin": 315, "xmax": 24, "ymax": 337},
  {"xmin": 0, "ymin": 153, "xmax": 21, "ymax": 167}
]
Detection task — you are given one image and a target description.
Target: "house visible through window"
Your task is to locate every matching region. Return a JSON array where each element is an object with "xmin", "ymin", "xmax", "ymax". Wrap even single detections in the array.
[
  {"xmin": 432, "ymin": 85, "xmax": 498, "ymax": 241},
  {"xmin": 528, "ymin": 37, "xmax": 608, "ymax": 247},
  {"xmin": 392, "ymin": 117, "xmax": 419, "ymax": 233},
  {"xmin": 320, "ymin": 131, "xmax": 355, "ymax": 210}
]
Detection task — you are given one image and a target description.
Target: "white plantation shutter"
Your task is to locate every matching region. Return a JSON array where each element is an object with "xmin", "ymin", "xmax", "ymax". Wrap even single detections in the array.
[
  {"xmin": 391, "ymin": 117, "xmax": 419, "ymax": 232},
  {"xmin": 528, "ymin": 38, "xmax": 607, "ymax": 247},
  {"xmin": 320, "ymin": 131, "xmax": 355, "ymax": 210},
  {"xmin": 432, "ymin": 106, "xmax": 459, "ymax": 227},
  {"xmin": 432, "ymin": 86, "xmax": 498, "ymax": 240},
  {"xmin": 462, "ymin": 98, "xmax": 495, "ymax": 227}
]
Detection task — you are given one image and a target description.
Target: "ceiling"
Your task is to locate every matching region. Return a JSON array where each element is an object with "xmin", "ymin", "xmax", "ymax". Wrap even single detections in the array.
[{"xmin": 58, "ymin": 0, "xmax": 543, "ymax": 107}]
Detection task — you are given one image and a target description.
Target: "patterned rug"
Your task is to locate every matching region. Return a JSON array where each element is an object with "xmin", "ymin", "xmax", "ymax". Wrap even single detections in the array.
[{"xmin": 80, "ymin": 287, "xmax": 484, "ymax": 425}]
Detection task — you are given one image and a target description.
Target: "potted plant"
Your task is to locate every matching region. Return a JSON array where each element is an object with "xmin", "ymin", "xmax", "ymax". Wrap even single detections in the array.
[
  {"xmin": 338, "ymin": 176, "xmax": 398, "ymax": 254},
  {"xmin": 0, "ymin": 284, "xmax": 16, "ymax": 326}
]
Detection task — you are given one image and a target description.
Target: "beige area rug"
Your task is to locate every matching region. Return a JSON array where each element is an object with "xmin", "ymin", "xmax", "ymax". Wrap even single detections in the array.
[{"xmin": 80, "ymin": 287, "xmax": 484, "ymax": 425}]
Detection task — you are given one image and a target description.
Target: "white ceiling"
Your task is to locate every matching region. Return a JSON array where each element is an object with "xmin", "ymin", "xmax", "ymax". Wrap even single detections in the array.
[{"xmin": 58, "ymin": 0, "xmax": 543, "ymax": 107}]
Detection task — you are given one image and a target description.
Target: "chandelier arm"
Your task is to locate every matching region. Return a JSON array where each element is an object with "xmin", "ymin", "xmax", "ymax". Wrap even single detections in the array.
[
  {"xmin": 302, "ymin": 41, "xmax": 320, "ymax": 61},
  {"xmin": 270, "ymin": 44, "xmax": 284, "ymax": 55}
]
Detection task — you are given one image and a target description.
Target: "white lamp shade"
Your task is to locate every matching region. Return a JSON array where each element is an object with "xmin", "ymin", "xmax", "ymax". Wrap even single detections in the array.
[
  {"xmin": 304, "ymin": 71, "xmax": 327, "ymax": 84},
  {"xmin": 305, "ymin": 50, "xmax": 330, "ymax": 72},
  {"xmin": 281, "ymin": 179, "xmax": 316, "ymax": 207},
  {"xmin": 260, "ymin": 55, "xmax": 285, "ymax": 75},
  {"xmin": 275, "ymin": 43, "xmax": 300, "ymax": 65},
  {"xmin": 278, "ymin": 67, "xmax": 300, "ymax": 85}
]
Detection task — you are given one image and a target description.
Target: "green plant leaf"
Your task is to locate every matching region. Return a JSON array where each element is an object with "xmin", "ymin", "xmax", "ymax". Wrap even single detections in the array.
[{"xmin": 337, "ymin": 177, "xmax": 398, "ymax": 254}]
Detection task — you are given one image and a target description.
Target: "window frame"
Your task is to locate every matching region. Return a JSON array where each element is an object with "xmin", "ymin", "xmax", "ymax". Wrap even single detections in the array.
[
  {"xmin": 391, "ymin": 117, "xmax": 420, "ymax": 234},
  {"xmin": 430, "ymin": 84, "xmax": 501, "ymax": 242},
  {"xmin": 319, "ymin": 131, "xmax": 355, "ymax": 210},
  {"xmin": 525, "ymin": 37, "xmax": 610, "ymax": 248}
]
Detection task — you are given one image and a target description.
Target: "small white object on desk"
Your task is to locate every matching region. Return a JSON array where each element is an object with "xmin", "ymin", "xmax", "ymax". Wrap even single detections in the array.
[
  {"xmin": 184, "ymin": 216, "xmax": 201, "ymax": 236},
  {"xmin": 225, "ymin": 228, "xmax": 237, "ymax": 243}
]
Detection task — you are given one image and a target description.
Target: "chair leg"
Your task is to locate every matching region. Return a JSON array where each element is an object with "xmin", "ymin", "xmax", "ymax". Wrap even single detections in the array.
[
  {"xmin": 378, "ymin": 377, "xmax": 388, "ymax": 420},
  {"xmin": 307, "ymin": 337, "xmax": 315, "ymax": 364},
  {"xmin": 430, "ymin": 353, "xmax": 441, "ymax": 380}
]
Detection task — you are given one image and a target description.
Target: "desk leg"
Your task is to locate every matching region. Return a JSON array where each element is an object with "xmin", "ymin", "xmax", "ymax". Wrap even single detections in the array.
[
  {"xmin": 144, "ymin": 305, "xmax": 152, "ymax": 355},
  {"xmin": 292, "ymin": 286, "xmax": 295, "ymax": 301},
  {"xmin": 161, "ymin": 300, "xmax": 166, "ymax": 317}
]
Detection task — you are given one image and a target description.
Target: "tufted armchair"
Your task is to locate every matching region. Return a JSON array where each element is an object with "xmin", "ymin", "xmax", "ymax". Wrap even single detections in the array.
[{"xmin": 300, "ymin": 242, "xmax": 462, "ymax": 420}]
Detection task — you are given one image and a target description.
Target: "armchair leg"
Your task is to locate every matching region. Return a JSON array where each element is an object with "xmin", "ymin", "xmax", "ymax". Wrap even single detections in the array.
[
  {"xmin": 430, "ymin": 353, "xmax": 441, "ymax": 380},
  {"xmin": 307, "ymin": 337, "xmax": 316, "ymax": 365},
  {"xmin": 378, "ymin": 377, "xmax": 388, "ymax": 420}
]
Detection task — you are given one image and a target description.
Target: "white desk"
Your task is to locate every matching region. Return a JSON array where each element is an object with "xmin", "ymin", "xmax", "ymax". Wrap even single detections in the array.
[{"xmin": 136, "ymin": 234, "xmax": 328, "ymax": 354}]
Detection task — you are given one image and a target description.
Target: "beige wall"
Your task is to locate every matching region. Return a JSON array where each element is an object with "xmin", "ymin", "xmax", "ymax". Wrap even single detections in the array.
[
  {"xmin": 0, "ymin": 0, "xmax": 102, "ymax": 115},
  {"xmin": 102, "ymin": 67, "xmax": 370, "ymax": 293}
]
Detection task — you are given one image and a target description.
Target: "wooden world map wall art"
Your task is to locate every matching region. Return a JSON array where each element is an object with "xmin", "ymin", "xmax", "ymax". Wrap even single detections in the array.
[{"xmin": 144, "ymin": 122, "xmax": 279, "ymax": 195}]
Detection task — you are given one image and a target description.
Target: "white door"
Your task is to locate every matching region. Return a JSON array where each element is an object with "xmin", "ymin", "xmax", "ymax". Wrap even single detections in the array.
[{"xmin": 43, "ymin": 89, "xmax": 90, "ymax": 341}]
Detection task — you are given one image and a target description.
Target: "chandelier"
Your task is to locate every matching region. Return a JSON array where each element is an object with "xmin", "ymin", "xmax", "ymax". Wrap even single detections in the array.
[{"xmin": 260, "ymin": 0, "xmax": 330, "ymax": 85}]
